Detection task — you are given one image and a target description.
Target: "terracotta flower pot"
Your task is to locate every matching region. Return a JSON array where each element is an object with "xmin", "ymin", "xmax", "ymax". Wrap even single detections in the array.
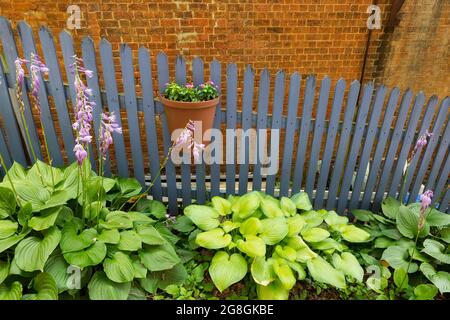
[{"xmin": 159, "ymin": 95, "xmax": 220, "ymax": 141}]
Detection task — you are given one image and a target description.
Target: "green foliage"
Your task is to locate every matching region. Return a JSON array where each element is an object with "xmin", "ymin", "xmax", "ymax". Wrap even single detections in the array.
[{"xmin": 163, "ymin": 81, "xmax": 219, "ymax": 102}]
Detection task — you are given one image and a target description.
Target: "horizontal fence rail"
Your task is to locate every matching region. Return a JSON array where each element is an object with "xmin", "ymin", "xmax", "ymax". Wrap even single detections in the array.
[{"xmin": 0, "ymin": 17, "xmax": 449, "ymax": 214}]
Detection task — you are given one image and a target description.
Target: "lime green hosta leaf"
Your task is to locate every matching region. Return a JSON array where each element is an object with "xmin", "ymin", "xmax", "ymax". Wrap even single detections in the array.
[
  {"xmin": 39, "ymin": 190, "xmax": 71, "ymax": 211},
  {"xmin": 338, "ymin": 225, "xmax": 370, "ymax": 243},
  {"xmin": 286, "ymin": 260, "xmax": 306, "ymax": 280},
  {"xmin": 97, "ymin": 229, "xmax": 120, "ymax": 244},
  {"xmin": 272, "ymin": 260, "xmax": 296, "ymax": 290},
  {"xmin": 23, "ymin": 272, "xmax": 58, "ymax": 300},
  {"xmin": 60, "ymin": 223, "xmax": 97, "ymax": 253},
  {"xmin": 301, "ymin": 227, "xmax": 330, "ymax": 242},
  {"xmin": 280, "ymin": 197, "xmax": 296, "ymax": 217},
  {"xmin": 28, "ymin": 161, "xmax": 64, "ymax": 187},
  {"xmin": 184, "ymin": 204, "xmax": 220, "ymax": 231},
  {"xmin": 441, "ymin": 228, "xmax": 450, "ymax": 244},
  {"xmin": 251, "ymin": 257, "xmax": 275, "ymax": 286},
  {"xmin": 0, "ymin": 281, "xmax": 23, "ymax": 300},
  {"xmin": 88, "ymin": 271, "xmax": 131, "ymax": 300},
  {"xmin": 332, "ymin": 252, "xmax": 364, "ymax": 283},
  {"xmin": 286, "ymin": 236, "xmax": 318, "ymax": 262},
  {"xmin": 257, "ymin": 280, "xmax": 289, "ymax": 300},
  {"xmin": 381, "ymin": 246, "xmax": 418, "ymax": 273},
  {"xmin": 291, "ymin": 192, "xmax": 312, "ymax": 211},
  {"xmin": 0, "ymin": 232, "xmax": 29, "ymax": 254},
  {"xmin": 239, "ymin": 217, "xmax": 262, "ymax": 235},
  {"xmin": 307, "ymin": 256, "xmax": 346, "ymax": 289},
  {"xmin": 0, "ymin": 260, "xmax": 9, "ymax": 285},
  {"xmin": 63, "ymin": 241, "xmax": 107, "ymax": 269},
  {"xmin": 139, "ymin": 243, "xmax": 180, "ymax": 271},
  {"xmin": 420, "ymin": 262, "xmax": 450, "ymax": 294},
  {"xmin": 117, "ymin": 230, "xmax": 142, "ymax": 251},
  {"xmin": 310, "ymin": 238, "xmax": 347, "ymax": 252},
  {"xmin": 0, "ymin": 187, "xmax": 16, "ymax": 219},
  {"xmin": 324, "ymin": 211, "xmax": 348, "ymax": 227},
  {"xmin": 259, "ymin": 217, "xmax": 288, "ymax": 245},
  {"xmin": 6, "ymin": 162, "xmax": 26, "ymax": 180},
  {"xmin": 393, "ymin": 267, "xmax": 408, "ymax": 290},
  {"xmin": 222, "ymin": 220, "xmax": 240, "ymax": 233},
  {"xmin": 231, "ymin": 191, "xmax": 261, "ymax": 219},
  {"xmin": 286, "ymin": 215, "xmax": 306, "ymax": 236},
  {"xmin": 300, "ymin": 210, "xmax": 323, "ymax": 228},
  {"xmin": 374, "ymin": 236, "xmax": 396, "ymax": 249},
  {"xmin": 132, "ymin": 257, "xmax": 147, "ymax": 279},
  {"xmin": 15, "ymin": 227, "xmax": 61, "ymax": 272},
  {"xmin": 425, "ymin": 209, "xmax": 450, "ymax": 227},
  {"xmin": 414, "ymin": 284, "xmax": 438, "ymax": 300},
  {"xmin": 274, "ymin": 245, "xmax": 297, "ymax": 262},
  {"xmin": 0, "ymin": 220, "xmax": 18, "ymax": 239},
  {"xmin": 236, "ymin": 235, "xmax": 266, "ymax": 257},
  {"xmin": 136, "ymin": 225, "xmax": 166, "ymax": 245},
  {"xmin": 84, "ymin": 201, "xmax": 103, "ymax": 221},
  {"xmin": 195, "ymin": 228, "xmax": 232, "ymax": 249},
  {"xmin": 104, "ymin": 252, "xmax": 134, "ymax": 283},
  {"xmin": 100, "ymin": 211, "xmax": 133, "ymax": 230},
  {"xmin": 211, "ymin": 196, "xmax": 232, "ymax": 216},
  {"xmin": 422, "ymin": 239, "xmax": 450, "ymax": 264},
  {"xmin": 209, "ymin": 251, "xmax": 247, "ymax": 292},
  {"xmin": 260, "ymin": 196, "xmax": 284, "ymax": 218},
  {"xmin": 29, "ymin": 206, "xmax": 62, "ymax": 231},
  {"xmin": 381, "ymin": 196, "xmax": 400, "ymax": 220},
  {"xmin": 17, "ymin": 202, "xmax": 33, "ymax": 227}
]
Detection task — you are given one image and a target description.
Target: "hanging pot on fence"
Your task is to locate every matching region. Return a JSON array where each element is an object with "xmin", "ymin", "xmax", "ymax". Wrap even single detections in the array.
[{"xmin": 159, "ymin": 95, "xmax": 220, "ymax": 142}]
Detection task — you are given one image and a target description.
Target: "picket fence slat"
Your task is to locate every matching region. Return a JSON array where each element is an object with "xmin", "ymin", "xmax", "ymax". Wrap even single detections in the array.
[
  {"xmin": 292, "ymin": 76, "xmax": 315, "ymax": 194},
  {"xmin": 265, "ymin": 71, "xmax": 285, "ymax": 195},
  {"xmin": 0, "ymin": 17, "xmax": 43, "ymax": 161},
  {"xmin": 315, "ymin": 79, "xmax": 346, "ymax": 208},
  {"xmin": 137, "ymin": 47, "xmax": 161, "ymax": 200},
  {"xmin": 210, "ymin": 60, "xmax": 222, "ymax": 197},
  {"xmin": 225, "ymin": 63, "xmax": 238, "ymax": 195},
  {"xmin": 39, "ymin": 26, "xmax": 76, "ymax": 164},
  {"xmin": 0, "ymin": 128, "xmax": 12, "ymax": 174},
  {"xmin": 337, "ymin": 83, "xmax": 373, "ymax": 212},
  {"xmin": 279, "ymin": 73, "xmax": 301, "ymax": 197},
  {"xmin": 253, "ymin": 68, "xmax": 270, "ymax": 191},
  {"xmin": 441, "ymin": 187, "xmax": 450, "ymax": 213},
  {"xmin": 326, "ymin": 80, "xmax": 361, "ymax": 210},
  {"xmin": 18, "ymin": 21, "xmax": 63, "ymax": 166},
  {"xmin": 434, "ymin": 153, "xmax": 449, "ymax": 204}
]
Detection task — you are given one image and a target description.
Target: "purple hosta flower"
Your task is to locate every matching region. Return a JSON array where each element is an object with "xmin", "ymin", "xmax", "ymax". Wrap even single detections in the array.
[
  {"xmin": 99, "ymin": 112, "xmax": 122, "ymax": 160},
  {"xmin": 192, "ymin": 142, "xmax": 205, "ymax": 163},
  {"xmin": 418, "ymin": 189, "xmax": 433, "ymax": 230},
  {"xmin": 186, "ymin": 83, "xmax": 194, "ymax": 89},
  {"xmin": 15, "ymin": 58, "xmax": 28, "ymax": 112},
  {"xmin": 173, "ymin": 120, "xmax": 205, "ymax": 163},
  {"xmin": 69, "ymin": 55, "xmax": 93, "ymax": 78},
  {"xmin": 408, "ymin": 130, "xmax": 433, "ymax": 162},
  {"xmin": 73, "ymin": 143, "xmax": 88, "ymax": 165},
  {"xmin": 30, "ymin": 53, "xmax": 49, "ymax": 113}
]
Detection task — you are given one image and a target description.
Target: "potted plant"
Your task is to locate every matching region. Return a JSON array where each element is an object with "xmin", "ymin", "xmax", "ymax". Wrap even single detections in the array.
[{"xmin": 159, "ymin": 81, "xmax": 220, "ymax": 141}]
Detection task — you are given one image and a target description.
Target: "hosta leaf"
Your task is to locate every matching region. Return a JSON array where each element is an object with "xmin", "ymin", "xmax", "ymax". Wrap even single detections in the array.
[
  {"xmin": 0, "ymin": 220, "xmax": 18, "ymax": 239},
  {"xmin": 117, "ymin": 177, "xmax": 142, "ymax": 198},
  {"xmin": 15, "ymin": 227, "xmax": 61, "ymax": 272},
  {"xmin": 286, "ymin": 260, "xmax": 306, "ymax": 280},
  {"xmin": 17, "ymin": 202, "xmax": 33, "ymax": 227},
  {"xmin": 60, "ymin": 223, "xmax": 98, "ymax": 253},
  {"xmin": 172, "ymin": 215, "xmax": 195, "ymax": 233},
  {"xmin": 260, "ymin": 196, "xmax": 284, "ymax": 218},
  {"xmin": 396, "ymin": 205, "xmax": 429, "ymax": 239},
  {"xmin": 422, "ymin": 239, "xmax": 450, "ymax": 264},
  {"xmin": 6, "ymin": 162, "xmax": 26, "ymax": 180},
  {"xmin": 136, "ymin": 225, "xmax": 166, "ymax": 245},
  {"xmin": 290, "ymin": 192, "xmax": 312, "ymax": 211},
  {"xmin": 0, "ymin": 281, "xmax": 22, "ymax": 300},
  {"xmin": 414, "ymin": 284, "xmax": 438, "ymax": 300},
  {"xmin": 286, "ymin": 236, "xmax": 318, "ymax": 262},
  {"xmin": 88, "ymin": 271, "xmax": 131, "ymax": 300},
  {"xmin": 29, "ymin": 206, "xmax": 62, "ymax": 231},
  {"xmin": 100, "ymin": 211, "xmax": 133, "ymax": 230},
  {"xmin": 332, "ymin": 252, "xmax": 364, "ymax": 282},
  {"xmin": 63, "ymin": 241, "xmax": 107, "ymax": 269},
  {"xmin": 257, "ymin": 280, "xmax": 289, "ymax": 300},
  {"xmin": 44, "ymin": 253, "xmax": 72, "ymax": 293},
  {"xmin": 84, "ymin": 201, "xmax": 103, "ymax": 221},
  {"xmin": 139, "ymin": 243, "xmax": 180, "ymax": 271},
  {"xmin": 222, "ymin": 220, "xmax": 240, "ymax": 233},
  {"xmin": 274, "ymin": 245, "xmax": 297, "ymax": 262},
  {"xmin": 286, "ymin": 215, "xmax": 306, "ymax": 236},
  {"xmin": 239, "ymin": 217, "xmax": 262, "ymax": 235},
  {"xmin": 0, "ymin": 260, "xmax": 9, "ymax": 284},
  {"xmin": 184, "ymin": 205, "xmax": 220, "ymax": 230},
  {"xmin": 306, "ymin": 256, "xmax": 346, "ymax": 289},
  {"xmin": 272, "ymin": 260, "xmax": 296, "ymax": 290},
  {"xmin": 425, "ymin": 209, "xmax": 450, "ymax": 227},
  {"xmin": 259, "ymin": 217, "xmax": 288, "ymax": 245},
  {"xmin": 195, "ymin": 228, "xmax": 232, "ymax": 249},
  {"xmin": 209, "ymin": 251, "xmax": 247, "ymax": 292},
  {"xmin": 310, "ymin": 238, "xmax": 347, "ymax": 252},
  {"xmin": 440, "ymin": 228, "xmax": 450, "ymax": 244},
  {"xmin": 27, "ymin": 161, "xmax": 64, "ymax": 188},
  {"xmin": 324, "ymin": 211, "xmax": 349, "ymax": 227},
  {"xmin": 231, "ymin": 191, "xmax": 261, "ymax": 219},
  {"xmin": 301, "ymin": 227, "xmax": 330, "ymax": 242},
  {"xmin": 14, "ymin": 182, "xmax": 51, "ymax": 210},
  {"xmin": 104, "ymin": 252, "xmax": 134, "ymax": 283},
  {"xmin": 23, "ymin": 272, "xmax": 58, "ymax": 300},
  {"xmin": 393, "ymin": 267, "xmax": 408, "ymax": 290},
  {"xmin": 236, "ymin": 235, "xmax": 266, "ymax": 257},
  {"xmin": 39, "ymin": 190, "xmax": 71, "ymax": 211},
  {"xmin": 132, "ymin": 257, "xmax": 147, "ymax": 279},
  {"xmin": 251, "ymin": 257, "xmax": 275, "ymax": 286},
  {"xmin": 338, "ymin": 225, "xmax": 370, "ymax": 242},
  {"xmin": 211, "ymin": 196, "xmax": 232, "ymax": 216},
  {"xmin": 300, "ymin": 210, "xmax": 323, "ymax": 228},
  {"xmin": 140, "ymin": 263, "xmax": 187, "ymax": 293},
  {"xmin": 351, "ymin": 209, "xmax": 374, "ymax": 222},
  {"xmin": 117, "ymin": 230, "xmax": 142, "ymax": 251},
  {"xmin": 381, "ymin": 246, "xmax": 418, "ymax": 273},
  {"xmin": 280, "ymin": 197, "xmax": 296, "ymax": 216},
  {"xmin": 420, "ymin": 262, "xmax": 450, "ymax": 294},
  {"xmin": 0, "ymin": 187, "xmax": 16, "ymax": 219},
  {"xmin": 97, "ymin": 229, "xmax": 120, "ymax": 244},
  {"xmin": 154, "ymin": 223, "xmax": 179, "ymax": 245},
  {"xmin": 0, "ymin": 232, "xmax": 29, "ymax": 254},
  {"xmin": 135, "ymin": 199, "xmax": 166, "ymax": 219},
  {"xmin": 381, "ymin": 196, "xmax": 400, "ymax": 220}
]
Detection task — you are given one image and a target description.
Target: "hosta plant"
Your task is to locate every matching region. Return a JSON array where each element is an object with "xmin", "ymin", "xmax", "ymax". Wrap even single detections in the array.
[{"xmin": 181, "ymin": 191, "xmax": 370, "ymax": 300}]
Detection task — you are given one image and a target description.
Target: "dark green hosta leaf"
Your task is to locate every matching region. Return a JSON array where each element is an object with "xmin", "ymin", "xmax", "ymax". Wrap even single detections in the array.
[
  {"xmin": 60, "ymin": 222, "xmax": 97, "ymax": 253},
  {"xmin": 0, "ymin": 260, "xmax": 9, "ymax": 285},
  {"xmin": 393, "ymin": 267, "xmax": 408, "ymax": 290},
  {"xmin": 139, "ymin": 243, "xmax": 180, "ymax": 271},
  {"xmin": 29, "ymin": 206, "xmax": 62, "ymax": 231},
  {"xmin": 414, "ymin": 284, "xmax": 438, "ymax": 300},
  {"xmin": 381, "ymin": 197, "xmax": 400, "ymax": 220},
  {"xmin": 88, "ymin": 271, "xmax": 131, "ymax": 300},
  {"xmin": 381, "ymin": 246, "xmax": 418, "ymax": 273},
  {"xmin": 15, "ymin": 227, "xmax": 61, "ymax": 272},
  {"xmin": 351, "ymin": 209, "xmax": 374, "ymax": 222},
  {"xmin": 172, "ymin": 215, "xmax": 195, "ymax": 233},
  {"xmin": 117, "ymin": 230, "xmax": 142, "ymax": 251},
  {"xmin": 0, "ymin": 281, "xmax": 22, "ymax": 300},
  {"xmin": 0, "ymin": 186, "xmax": 16, "ymax": 219},
  {"xmin": 100, "ymin": 211, "xmax": 133, "ymax": 230},
  {"xmin": 139, "ymin": 263, "xmax": 187, "ymax": 294},
  {"xmin": 420, "ymin": 262, "xmax": 450, "ymax": 294},
  {"xmin": 23, "ymin": 272, "xmax": 58, "ymax": 300},
  {"xmin": 136, "ymin": 225, "xmax": 166, "ymax": 245},
  {"xmin": 290, "ymin": 192, "xmax": 312, "ymax": 211},
  {"xmin": 441, "ymin": 228, "xmax": 450, "ymax": 244},
  {"xmin": 397, "ymin": 205, "xmax": 429, "ymax": 239},
  {"xmin": 18, "ymin": 202, "xmax": 33, "ymax": 227},
  {"xmin": 117, "ymin": 177, "xmax": 142, "ymax": 198},
  {"xmin": 63, "ymin": 241, "xmax": 107, "ymax": 269},
  {"xmin": 135, "ymin": 199, "xmax": 166, "ymax": 219},
  {"xmin": 422, "ymin": 239, "xmax": 450, "ymax": 264},
  {"xmin": 209, "ymin": 251, "xmax": 247, "ymax": 292},
  {"xmin": 184, "ymin": 204, "xmax": 220, "ymax": 231},
  {"xmin": 0, "ymin": 220, "xmax": 18, "ymax": 239},
  {"xmin": 104, "ymin": 252, "xmax": 134, "ymax": 283},
  {"xmin": 154, "ymin": 223, "xmax": 179, "ymax": 245}
]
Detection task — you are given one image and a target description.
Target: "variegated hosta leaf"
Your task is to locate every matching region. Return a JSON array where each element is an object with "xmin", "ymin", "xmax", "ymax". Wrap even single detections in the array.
[
  {"xmin": 195, "ymin": 228, "xmax": 232, "ymax": 249},
  {"xmin": 104, "ymin": 252, "xmax": 135, "ymax": 283},
  {"xmin": 88, "ymin": 271, "xmax": 131, "ymax": 300},
  {"xmin": 184, "ymin": 205, "xmax": 220, "ymax": 230},
  {"xmin": 209, "ymin": 251, "xmax": 247, "ymax": 292}
]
